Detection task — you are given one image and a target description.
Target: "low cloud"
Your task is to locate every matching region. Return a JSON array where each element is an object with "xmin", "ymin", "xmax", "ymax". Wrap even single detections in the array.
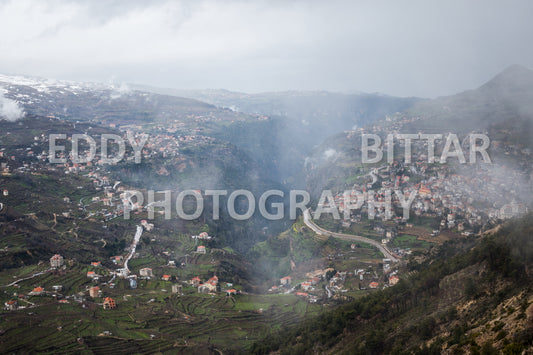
[
  {"xmin": 109, "ymin": 82, "xmax": 132, "ymax": 100},
  {"xmin": 323, "ymin": 148, "xmax": 340, "ymax": 161},
  {"xmin": 0, "ymin": 90, "xmax": 24, "ymax": 121}
]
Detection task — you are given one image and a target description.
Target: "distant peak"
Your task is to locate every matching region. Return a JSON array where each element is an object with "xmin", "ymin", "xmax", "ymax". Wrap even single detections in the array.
[
  {"xmin": 479, "ymin": 64, "xmax": 533, "ymax": 91},
  {"xmin": 496, "ymin": 64, "xmax": 533, "ymax": 78}
]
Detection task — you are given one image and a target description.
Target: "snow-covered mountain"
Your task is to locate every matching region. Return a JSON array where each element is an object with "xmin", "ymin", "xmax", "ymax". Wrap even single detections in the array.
[{"xmin": 0, "ymin": 73, "xmax": 252, "ymax": 127}]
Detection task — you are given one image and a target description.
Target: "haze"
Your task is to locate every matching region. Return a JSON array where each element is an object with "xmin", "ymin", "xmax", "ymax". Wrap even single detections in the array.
[{"xmin": 1, "ymin": 0, "xmax": 532, "ymax": 97}]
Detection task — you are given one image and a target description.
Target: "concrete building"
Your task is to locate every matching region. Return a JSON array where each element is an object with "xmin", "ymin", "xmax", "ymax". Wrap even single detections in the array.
[
  {"xmin": 50, "ymin": 254, "xmax": 64, "ymax": 268},
  {"xmin": 139, "ymin": 268, "xmax": 153, "ymax": 278},
  {"xmin": 89, "ymin": 286, "xmax": 100, "ymax": 298},
  {"xmin": 172, "ymin": 284, "xmax": 182, "ymax": 294},
  {"xmin": 103, "ymin": 297, "xmax": 116, "ymax": 309}
]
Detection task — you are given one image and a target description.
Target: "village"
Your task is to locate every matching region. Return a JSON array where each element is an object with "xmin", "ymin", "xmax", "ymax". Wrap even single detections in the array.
[
  {"xmin": 3, "ymin": 237, "xmax": 402, "ymax": 314},
  {"xmin": 1, "ymin": 118, "xmax": 529, "ymax": 318},
  {"xmin": 0, "ymin": 114, "xmax": 530, "ymax": 337},
  {"xmin": 325, "ymin": 147, "xmax": 529, "ymax": 238},
  {"xmin": 1, "ymin": 113, "xmax": 529, "ymax": 230}
]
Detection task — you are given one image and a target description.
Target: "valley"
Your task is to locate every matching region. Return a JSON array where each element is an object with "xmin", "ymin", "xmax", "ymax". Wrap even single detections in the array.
[{"xmin": 0, "ymin": 66, "xmax": 532, "ymax": 354}]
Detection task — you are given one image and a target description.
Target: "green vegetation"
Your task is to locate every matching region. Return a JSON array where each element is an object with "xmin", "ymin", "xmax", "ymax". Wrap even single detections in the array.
[
  {"xmin": 251, "ymin": 213, "xmax": 533, "ymax": 354},
  {"xmin": 390, "ymin": 234, "xmax": 434, "ymax": 250},
  {"xmin": 0, "ymin": 289, "xmax": 320, "ymax": 353}
]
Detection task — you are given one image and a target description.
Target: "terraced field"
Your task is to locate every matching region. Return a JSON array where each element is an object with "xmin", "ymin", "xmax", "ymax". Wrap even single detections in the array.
[
  {"xmin": 0, "ymin": 287, "xmax": 320, "ymax": 353},
  {"xmin": 389, "ymin": 234, "xmax": 435, "ymax": 250}
]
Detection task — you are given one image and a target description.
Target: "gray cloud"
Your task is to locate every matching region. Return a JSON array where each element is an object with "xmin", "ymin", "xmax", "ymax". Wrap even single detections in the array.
[{"xmin": 0, "ymin": 0, "xmax": 532, "ymax": 97}]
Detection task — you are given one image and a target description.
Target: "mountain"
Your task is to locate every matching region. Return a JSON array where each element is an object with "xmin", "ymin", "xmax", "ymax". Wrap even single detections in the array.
[
  {"xmin": 164, "ymin": 88, "xmax": 421, "ymax": 183},
  {"xmin": 0, "ymin": 68, "xmax": 532, "ymax": 353},
  {"xmin": 302, "ymin": 65, "xmax": 533, "ymax": 197},
  {"xmin": 0, "ymin": 74, "xmax": 420, "ymax": 185},
  {"xmin": 0, "ymin": 76, "xmax": 296, "ymax": 252},
  {"xmin": 247, "ymin": 65, "xmax": 533, "ymax": 353},
  {"xmin": 0, "ymin": 74, "xmax": 256, "ymax": 132},
  {"xmin": 134, "ymin": 85, "xmax": 421, "ymax": 139},
  {"xmin": 400, "ymin": 65, "xmax": 533, "ymax": 148}
]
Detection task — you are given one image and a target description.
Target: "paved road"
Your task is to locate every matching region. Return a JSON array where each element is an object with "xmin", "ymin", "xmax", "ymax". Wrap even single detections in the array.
[
  {"xmin": 303, "ymin": 209, "xmax": 399, "ymax": 263},
  {"xmin": 123, "ymin": 225, "xmax": 143, "ymax": 275},
  {"xmin": 3, "ymin": 268, "xmax": 53, "ymax": 287},
  {"xmin": 325, "ymin": 285, "xmax": 333, "ymax": 298}
]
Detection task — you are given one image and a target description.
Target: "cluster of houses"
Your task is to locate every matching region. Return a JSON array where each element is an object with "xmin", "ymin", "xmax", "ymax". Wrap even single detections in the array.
[
  {"xmin": 189, "ymin": 275, "xmax": 237, "ymax": 296},
  {"xmin": 338, "ymin": 117, "xmax": 531, "ymax": 232},
  {"xmin": 196, "ymin": 275, "xmax": 219, "ymax": 293},
  {"xmin": 4, "ymin": 285, "xmax": 67, "ymax": 311},
  {"xmin": 327, "ymin": 159, "xmax": 529, "ymax": 240},
  {"xmin": 47, "ymin": 254, "xmax": 185, "ymax": 309},
  {"xmin": 191, "ymin": 232, "xmax": 212, "ymax": 241},
  {"xmin": 140, "ymin": 219, "xmax": 154, "ymax": 231},
  {"xmin": 268, "ymin": 275, "xmax": 320, "ymax": 301},
  {"xmin": 265, "ymin": 262, "xmax": 402, "ymax": 303}
]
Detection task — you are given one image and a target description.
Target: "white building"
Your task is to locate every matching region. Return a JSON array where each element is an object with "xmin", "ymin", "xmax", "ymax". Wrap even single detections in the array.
[
  {"xmin": 139, "ymin": 267, "xmax": 153, "ymax": 277},
  {"xmin": 50, "ymin": 254, "xmax": 64, "ymax": 268}
]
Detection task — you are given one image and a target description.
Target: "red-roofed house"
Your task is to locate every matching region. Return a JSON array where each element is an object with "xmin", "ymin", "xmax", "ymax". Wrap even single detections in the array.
[
  {"xmin": 110, "ymin": 255, "xmax": 123, "ymax": 264},
  {"xmin": 30, "ymin": 286, "xmax": 44, "ymax": 295},
  {"xmin": 208, "ymin": 275, "xmax": 219, "ymax": 284},
  {"xmin": 4, "ymin": 300, "xmax": 17, "ymax": 310},
  {"xmin": 198, "ymin": 232, "xmax": 210, "ymax": 239},
  {"xmin": 191, "ymin": 276, "xmax": 201, "ymax": 287},
  {"xmin": 198, "ymin": 281, "xmax": 218, "ymax": 293},
  {"xmin": 50, "ymin": 254, "xmax": 64, "ymax": 268},
  {"xmin": 103, "ymin": 297, "xmax": 116, "ymax": 309},
  {"xmin": 369, "ymin": 282, "xmax": 379, "ymax": 289},
  {"xmin": 162, "ymin": 275, "xmax": 172, "ymax": 281},
  {"xmin": 419, "ymin": 186, "xmax": 432, "ymax": 197}
]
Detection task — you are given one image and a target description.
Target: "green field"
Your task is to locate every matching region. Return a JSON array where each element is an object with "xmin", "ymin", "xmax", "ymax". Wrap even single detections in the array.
[
  {"xmin": 0, "ymin": 289, "xmax": 321, "ymax": 353},
  {"xmin": 390, "ymin": 234, "xmax": 434, "ymax": 250}
]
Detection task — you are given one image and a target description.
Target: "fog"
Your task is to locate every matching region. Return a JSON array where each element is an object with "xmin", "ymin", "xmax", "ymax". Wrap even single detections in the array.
[
  {"xmin": 1, "ymin": 0, "xmax": 533, "ymax": 97},
  {"xmin": 0, "ymin": 89, "xmax": 24, "ymax": 121}
]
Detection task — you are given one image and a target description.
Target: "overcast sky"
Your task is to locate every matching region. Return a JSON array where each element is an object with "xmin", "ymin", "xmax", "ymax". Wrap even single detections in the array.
[{"xmin": 1, "ymin": 0, "xmax": 532, "ymax": 97}]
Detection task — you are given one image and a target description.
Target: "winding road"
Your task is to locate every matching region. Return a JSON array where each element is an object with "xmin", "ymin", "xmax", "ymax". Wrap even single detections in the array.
[{"xmin": 303, "ymin": 209, "xmax": 399, "ymax": 262}]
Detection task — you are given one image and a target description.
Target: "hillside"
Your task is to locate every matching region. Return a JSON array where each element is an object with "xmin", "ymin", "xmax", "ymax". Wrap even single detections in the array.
[
  {"xmin": 0, "ymin": 74, "xmax": 258, "ymax": 132},
  {"xmin": 252, "ymin": 213, "xmax": 533, "ymax": 354},
  {"xmin": 401, "ymin": 64, "xmax": 533, "ymax": 150},
  {"xmin": 133, "ymin": 86, "xmax": 421, "ymax": 183},
  {"xmin": 0, "ymin": 68, "xmax": 531, "ymax": 353},
  {"xmin": 301, "ymin": 66, "xmax": 533, "ymax": 230},
  {"xmin": 0, "ymin": 74, "xmax": 420, "ymax": 185}
]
